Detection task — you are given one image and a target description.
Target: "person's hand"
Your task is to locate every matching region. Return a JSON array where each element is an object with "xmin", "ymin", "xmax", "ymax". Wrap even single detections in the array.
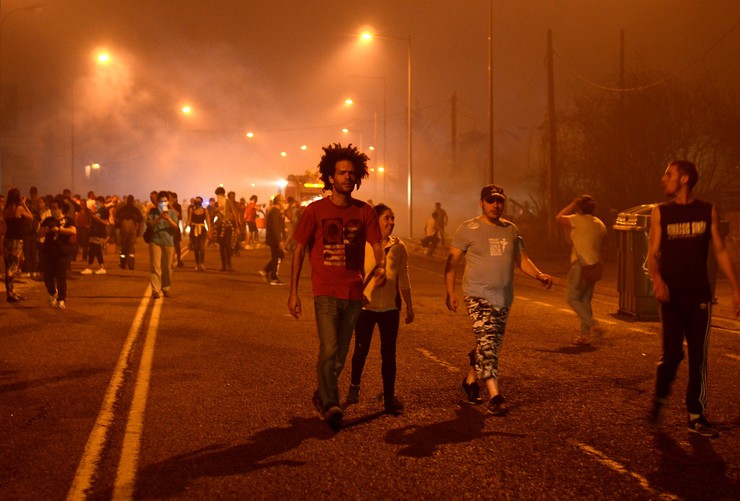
[
  {"xmin": 288, "ymin": 293, "xmax": 301, "ymax": 319},
  {"xmin": 537, "ymin": 273, "xmax": 553, "ymax": 289},
  {"xmin": 446, "ymin": 293, "xmax": 458, "ymax": 312},
  {"xmin": 372, "ymin": 266, "xmax": 386, "ymax": 288},
  {"xmin": 405, "ymin": 307, "xmax": 415, "ymax": 324},
  {"xmin": 652, "ymin": 277, "xmax": 670, "ymax": 303}
]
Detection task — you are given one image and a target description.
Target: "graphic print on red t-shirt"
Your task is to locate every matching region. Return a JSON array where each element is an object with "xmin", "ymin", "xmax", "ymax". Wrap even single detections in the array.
[{"xmin": 321, "ymin": 217, "xmax": 364, "ymax": 270}]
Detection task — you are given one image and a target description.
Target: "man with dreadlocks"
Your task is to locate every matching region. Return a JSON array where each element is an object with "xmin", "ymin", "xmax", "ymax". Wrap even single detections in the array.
[{"xmin": 288, "ymin": 143, "xmax": 386, "ymax": 431}]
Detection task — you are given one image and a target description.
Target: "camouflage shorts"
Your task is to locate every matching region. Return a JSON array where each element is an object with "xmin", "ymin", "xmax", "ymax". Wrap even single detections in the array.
[{"xmin": 464, "ymin": 296, "xmax": 510, "ymax": 381}]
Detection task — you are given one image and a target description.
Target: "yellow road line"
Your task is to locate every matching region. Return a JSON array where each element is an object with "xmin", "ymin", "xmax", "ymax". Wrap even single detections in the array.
[
  {"xmin": 416, "ymin": 347, "xmax": 461, "ymax": 374},
  {"xmin": 113, "ymin": 297, "xmax": 163, "ymax": 500},
  {"xmin": 573, "ymin": 441, "xmax": 681, "ymax": 500},
  {"xmin": 725, "ymin": 354, "xmax": 740, "ymax": 361},
  {"xmin": 67, "ymin": 290, "xmax": 151, "ymax": 501}
]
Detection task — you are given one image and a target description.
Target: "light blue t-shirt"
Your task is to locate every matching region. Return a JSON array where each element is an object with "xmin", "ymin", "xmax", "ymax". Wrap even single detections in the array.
[{"xmin": 451, "ymin": 217, "xmax": 523, "ymax": 308}]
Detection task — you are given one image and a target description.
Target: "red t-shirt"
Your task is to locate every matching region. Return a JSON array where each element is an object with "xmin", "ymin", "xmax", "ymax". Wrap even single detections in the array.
[{"xmin": 292, "ymin": 197, "xmax": 381, "ymax": 300}]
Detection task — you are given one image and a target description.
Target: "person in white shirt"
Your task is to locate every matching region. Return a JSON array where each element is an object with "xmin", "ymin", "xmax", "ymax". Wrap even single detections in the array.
[
  {"xmin": 345, "ymin": 203, "xmax": 414, "ymax": 415},
  {"xmin": 556, "ymin": 195, "xmax": 607, "ymax": 346}
]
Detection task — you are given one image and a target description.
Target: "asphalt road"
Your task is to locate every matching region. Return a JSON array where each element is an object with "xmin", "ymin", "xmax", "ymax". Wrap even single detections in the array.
[{"xmin": 1, "ymin": 240, "xmax": 738, "ymax": 500}]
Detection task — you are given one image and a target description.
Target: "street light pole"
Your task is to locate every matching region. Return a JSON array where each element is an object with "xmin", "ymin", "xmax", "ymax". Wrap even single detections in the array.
[
  {"xmin": 406, "ymin": 36, "xmax": 413, "ymax": 238},
  {"xmin": 359, "ymin": 32, "xmax": 412, "ymax": 237}
]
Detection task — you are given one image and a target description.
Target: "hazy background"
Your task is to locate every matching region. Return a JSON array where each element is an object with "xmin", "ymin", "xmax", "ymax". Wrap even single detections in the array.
[{"xmin": 1, "ymin": 0, "xmax": 738, "ymax": 234}]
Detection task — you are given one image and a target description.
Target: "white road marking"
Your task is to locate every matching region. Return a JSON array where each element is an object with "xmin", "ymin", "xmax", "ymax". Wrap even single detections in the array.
[
  {"xmin": 559, "ymin": 308, "xmax": 576, "ymax": 315},
  {"xmin": 113, "ymin": 297, "xmax": 163, "ymax": 500},
  {"xmin": 573, "ymin": 441, "xmax": 681, "ymax": 500},
  {"xmin": 67, "ymin": 290, "xmax": 151, "ymax": 501},
  {"xmin": 416, "ymin": 347, "xmax": 461, "ymax": 374},
  {"xmin": 725, "ymin": 354, "xmax": 740, "ymax": 361},
  {"xmin": 532, "ymin": 301, "xmax": 550, "ymax": 308}
]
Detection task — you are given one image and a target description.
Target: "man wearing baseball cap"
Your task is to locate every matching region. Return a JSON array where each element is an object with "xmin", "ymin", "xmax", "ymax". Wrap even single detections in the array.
[{"xmin": 445, "ymin": 184, "xmax": 552, "ymax": 415}]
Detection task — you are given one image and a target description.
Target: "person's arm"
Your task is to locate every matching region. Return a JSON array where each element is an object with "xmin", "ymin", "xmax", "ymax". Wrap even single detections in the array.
[
  {"xmin": 17, "ymin": 199, "xmax": 33, "ymax": 220},
  {"xmin": 710, "ymin": 204, "xmax": 740, "ymax": 313},
  {"xmin": 370, "ymin": 240, "xmax": 387, "ymax": 286},
  {"xmin": 646, "ymin": 206, "xmax": 669, "ymax": 303},
  {"xmin": 288, "ymin": 241, "xmax": 307, "ymax": 319},
  {"xmin": 556, "ymin": 199, "xmax": 579, "ymax": 227},
  {"xmin": 398, "ymin": 245, "xmax": 414, "ymax": 323},
  {"xmin": 516, "ymin": 249, "xmax": 553, "ymax": 288},
  {"xmin": 445, "ymin": 246, "xmax": 464, "ymax": 311}
]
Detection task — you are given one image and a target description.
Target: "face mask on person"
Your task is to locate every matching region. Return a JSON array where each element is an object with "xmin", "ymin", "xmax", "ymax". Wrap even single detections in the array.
[
  {"xmin": 195, "ymin": 200, "xmax": 203, "ymax": 208},
  {"xmin": 158, "ymin": 200, "xmax": 168, "ymax": 212}
]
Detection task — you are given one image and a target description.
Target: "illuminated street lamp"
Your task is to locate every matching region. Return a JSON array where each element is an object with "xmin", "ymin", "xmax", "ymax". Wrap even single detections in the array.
[
  {"xmin": 359, "ymin": 30, "xmax": 413, "ymax": 237},
  {"xmin": 343, "ymin": 97, "xmax": 378, "ymax": 165},
  {"xmin": 71, "ymin": 49, "xmax": 116, "ymax": 193},
  {"xmin": 0, "ymin": 2, "xmax": 42, "ymax": 191}
]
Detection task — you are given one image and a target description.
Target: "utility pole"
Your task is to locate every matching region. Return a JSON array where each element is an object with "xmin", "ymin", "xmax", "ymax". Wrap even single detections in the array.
[
  {"xmin": 488, "ymin": 0, "xmax": 494, "ymax": 183},
  {"xmin": 451, "ymin": 92, "xmax": 457, "ymax": 171},
  {"xmin": 546, "ymin": 29, "xmax": 557, "ymax": 243}
]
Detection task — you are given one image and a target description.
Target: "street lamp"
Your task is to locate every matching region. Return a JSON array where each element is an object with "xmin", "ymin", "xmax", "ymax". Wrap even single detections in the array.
[
  {"xmin": 0, "ymin": 2, "xmax": 42, "ymax": 192},
  {"xmin": 359, "ymin": 30, "xmax": 413, "ymax": 237},
  {"xmin": 71, "ymin": 50, "xmax": 119, "ymax": 193},
  {"xmin": 343, "ymin": 97, "xmax": 378, "ymax": 161}
]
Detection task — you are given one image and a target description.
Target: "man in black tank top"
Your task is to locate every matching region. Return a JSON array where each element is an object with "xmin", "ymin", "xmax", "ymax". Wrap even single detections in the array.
[{"xmin": 647, "ymin": 160, "xmax": 740, "ymax": 438}]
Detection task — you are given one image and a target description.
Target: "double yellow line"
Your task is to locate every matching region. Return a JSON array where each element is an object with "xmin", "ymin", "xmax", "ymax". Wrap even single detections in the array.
[{"xmin": 67, "ymin": 289, "xmax": 163, "ymax": 501}]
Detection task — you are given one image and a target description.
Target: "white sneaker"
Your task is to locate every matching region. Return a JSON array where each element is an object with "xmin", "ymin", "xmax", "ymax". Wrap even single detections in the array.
[
  {"xmin": 57, "ymin": 300, "xmax": 66, "ymax": 309},
  {"xmin": 81, "ymin": 268, "xmax": 93, "ymax": 275},
  {"xmin": 48, "ymin": 294, "xmax": 58, "ymax": 307},
  {"xmin": 94, "ymin": 267, "xmax": 107, "ymax": 275}
]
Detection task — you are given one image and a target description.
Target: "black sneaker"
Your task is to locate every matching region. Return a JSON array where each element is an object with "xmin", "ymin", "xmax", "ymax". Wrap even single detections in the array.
[
  {"xmin": 687, "ymin": 415, "xmax": 719, "ymax": 438},
  {"xmin": 461, "ymin": 378, "xmax": 482, "ymax": 405},
  {"xmin": 487, "ymin": 395, "xmax": 507, "ymax": 416},
  {"xmin": 312, "ymin": 390, "xmax": 325, "ymax": 419},
  {"xmin": 346, "ymin": 384, "xmax": 360, "ymax": 405},
  {"xmin": 384, "ymin": 397, "xmax": 405, "ymax": 416},
  {"xmin": 325, "ymin": 405, "xmax": 343, "ymax": 431},
  {"xmin": 647, "ymin": 398, "xmax": 665, "ymax": 428}
]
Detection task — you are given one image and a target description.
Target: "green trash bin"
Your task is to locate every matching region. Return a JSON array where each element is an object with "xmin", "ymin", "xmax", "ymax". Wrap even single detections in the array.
[
  {"xmin": 613, "ymin": 204, "xmax": 729, "ymax": 320},
  {"xmin": 613, "ymin": 204, "xmax": 659, "ymax": 320}
]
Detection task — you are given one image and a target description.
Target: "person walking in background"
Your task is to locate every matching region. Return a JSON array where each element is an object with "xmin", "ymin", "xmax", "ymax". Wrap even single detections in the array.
[
  {"xmin": 81, "ymin": 196, "xmax": 109, "ymax": 275},
  {"xmin": 445, "ymin": 184, "xmax": 552, "ymax": 415},
  {"xmin": 422, "ymin": 211, "xmax": 440, "ymax": 257},
  {"xmin": 170, "ymin": 192, "xmax": 184, "ymax": 268},
  {"xmin": 647, "ymin": 160, "xmax": 740, "ymax": 438},
  {"xmin": 74, "ymin": 197, "xmax": 91, "ymax": 263},
  {"xmin": 3, "ymin": 188, "xmax": 33, "ymax": 302},
  {"xmin": 288, "ymin": 143, "xmax": 386, "ymax": 431},
  {"xmin": 147, "ymin": 191, "xmax": 179, "ymax": 298},
  {"xmin": 260, "ymin": 194, "xmax": 287, "ymax": 285},
  {"xmin": 115, "ymin": 195, "xmax": 144, "ymax": 270},
  {"xmin": 556, "ymin": 195, "xmax": 607, "ymax": 346},
  {"xmin": 244, "ymin": 195, "xmax": 259, "ymax": 247},
  {"xmin": 187, "ymin": 196, "xmax": 210, "ymax": 271},
  {"xmin": 346, "ymin": 203, "xmax": 414, "ymax": 415},
  {"xmin": 435, "ymin": 202, "xmax": 449, "ymax": 246},
  {"xmin": 20, "ymin": 186, "xmax": 40, "ymax": 279},
  {"xmin": 38, "ymin": 198, "xmax": 76, "ymax": 309},
  {"xmin": 214, "ymin": 187, "xmax": 239, "ymax": 272}
]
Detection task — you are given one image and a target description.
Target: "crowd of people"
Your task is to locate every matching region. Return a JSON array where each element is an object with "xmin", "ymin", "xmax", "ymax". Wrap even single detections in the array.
[
  {"xmin": 0, "ymin": 185, "xmax": 303, "ymax": 306},
  {"xmin": 3, "ymin": 153, "xmax": 739, "ymax": 441}
]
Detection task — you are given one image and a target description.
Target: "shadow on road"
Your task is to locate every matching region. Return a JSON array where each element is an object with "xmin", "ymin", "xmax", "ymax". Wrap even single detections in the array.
[
  {"xmin": 384, "ymin": 405, "xmax": 525, "ymax": 458},
  {"xmin": 649, "ymin": 431, "xmax": 736, "ymax": 499},
  {"xmin": 135, "ymin": 416, "xmax": 334, "ymax": 499},
  {"xmin": 0, "ymin": 367, "xmax": 107, "ymax": 395},
  {"xmin": 534, "ymin": 344, "xmax": 597, "ymax": 355}
]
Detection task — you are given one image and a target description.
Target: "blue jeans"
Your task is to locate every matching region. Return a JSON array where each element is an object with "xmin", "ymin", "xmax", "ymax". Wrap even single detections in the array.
[
  {"xmin": 567, "ymin": 261, "xmax": 596, "ymax": 335},
  {"xmin": 313, "ymin": 296, "xmax": 362, "ymax": 411}
]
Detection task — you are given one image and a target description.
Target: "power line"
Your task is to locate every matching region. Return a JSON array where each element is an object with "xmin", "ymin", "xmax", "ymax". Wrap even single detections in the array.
[{"xmin": 554, "ymin": 18, "xmax": 740, "ymax": 93}]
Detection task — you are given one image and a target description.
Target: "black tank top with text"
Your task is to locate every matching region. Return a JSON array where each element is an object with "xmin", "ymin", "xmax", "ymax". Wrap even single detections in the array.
[{"xmin": 658, "ymin": 199, "xmax": 712, "ymax": 305}]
